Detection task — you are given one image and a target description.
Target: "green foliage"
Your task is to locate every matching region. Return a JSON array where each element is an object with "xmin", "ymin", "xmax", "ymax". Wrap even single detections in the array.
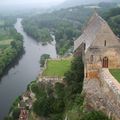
[
  {"xmin": 31, "ymin": 83, "xmax": 46, "ymax": 98},
  {"xmin": 49, "ymin": 113, "xmax": 63, "ymax": 120},
  {"xmin": 12, "ymin": 108, "xmax": 20, "ymax": 120},
  {"xmin": 0, "ymin": 17, "xmax": 23, "ymax": 76},
  {"xmin": 64, "ymin": 56, "xmax": 84, "ymax": 86},
  {"xmin": 55, "ymin": 83, "xmax": 65, "ymax": 99},
  {"xmin": 4, "ymin": 117, "xmax": 14, "ymax": 120},
  {"xmin": 40, "ymin": 54, "xmax": 50, "ymax": 67},
  {"xmin": 104, "ymin": 7, "xmax": 120, "ymax": 36},
  {"xmin": 22, "ymin": 22, "xmax": 52, "ymax": 44},
  {"xmin": 9, "ymin": 96, "xmax": 21, "ymax": 113},
  {"xmin": 81, "ymin": 111, "xmax": 110, "ymax": 120},
  {"xmin": 32, "ymin": 84, "xmax": 65, "ymax": 118},
  {"xmin": 33, "ymin": 96, "xmax": 51, "ymax": 117}
]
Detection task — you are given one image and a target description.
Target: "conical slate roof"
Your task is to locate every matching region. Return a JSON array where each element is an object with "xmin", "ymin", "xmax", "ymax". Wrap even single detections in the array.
[{"xmin": 74, "ymin": 12, "xmax": 120, "ymax": 51}]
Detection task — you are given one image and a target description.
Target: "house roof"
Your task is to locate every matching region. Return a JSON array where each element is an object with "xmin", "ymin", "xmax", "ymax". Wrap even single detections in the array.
[{"xmin": 74, "ymin": 11, "xmax": 120, "ymax": 51}]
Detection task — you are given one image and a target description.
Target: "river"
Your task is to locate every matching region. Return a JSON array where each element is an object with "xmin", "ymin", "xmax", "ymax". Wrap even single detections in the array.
[{"xmin": 0, "ymin": 18, "xmax": 57, "ymax": 120}]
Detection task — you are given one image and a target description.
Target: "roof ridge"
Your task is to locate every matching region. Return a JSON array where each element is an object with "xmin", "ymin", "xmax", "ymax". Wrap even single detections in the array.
[{"xmin": 74, "ymin": 11, "xmax": 120, "ymax": 51}]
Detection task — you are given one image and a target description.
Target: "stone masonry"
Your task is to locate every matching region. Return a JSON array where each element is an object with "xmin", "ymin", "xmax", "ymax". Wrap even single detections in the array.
[{"xmin": 74, "ymin": 11, "xmax": 120, "ymax": 120}]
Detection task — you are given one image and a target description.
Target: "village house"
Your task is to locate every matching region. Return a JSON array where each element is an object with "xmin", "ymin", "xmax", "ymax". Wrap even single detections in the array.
[{"xmin": 74, "ymin": 11, "xmax": 120, "ymax": 79}]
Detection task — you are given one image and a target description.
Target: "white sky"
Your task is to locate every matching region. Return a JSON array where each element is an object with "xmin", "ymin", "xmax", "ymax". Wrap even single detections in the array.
[{"xmin": 0, "ymin": 0, "xmax": 66, "ymax": 6}]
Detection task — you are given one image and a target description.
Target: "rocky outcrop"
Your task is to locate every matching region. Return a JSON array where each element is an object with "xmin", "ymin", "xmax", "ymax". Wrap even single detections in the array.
[{"xmin": 83, "ymin": 68, "xmax": 120, "ymax": 120}]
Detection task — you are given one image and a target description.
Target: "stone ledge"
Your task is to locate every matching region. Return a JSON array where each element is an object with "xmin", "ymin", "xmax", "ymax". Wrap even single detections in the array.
[{"xmin": 100, "ymin": 68, "xmax": 120, "ymax": 96}]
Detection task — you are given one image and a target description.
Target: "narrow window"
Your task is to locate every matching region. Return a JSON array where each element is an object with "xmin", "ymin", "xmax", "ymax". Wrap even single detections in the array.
[
  {"xmin": 104, "ymin": 40, "xmax": 106, "ymax": 46},
  {"xmin": 90, "ymin": 55, "xmax": 94, "ymax": 63},
  {"xmin": 84, "ymin": 43, "xmax": 86, "ymax": 50},
  {"xmin": 86, "ymin": 73, "xmax": 88, "ymax": 78}
]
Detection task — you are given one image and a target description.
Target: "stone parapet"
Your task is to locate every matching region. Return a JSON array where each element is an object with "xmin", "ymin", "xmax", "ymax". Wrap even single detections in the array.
[{"xmin": 84, "ymin": 68, "xmax": 120, "ymax": 120}]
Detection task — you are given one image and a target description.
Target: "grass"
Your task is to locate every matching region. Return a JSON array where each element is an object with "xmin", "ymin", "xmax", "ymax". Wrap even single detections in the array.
[
  {"xmin": 0, "ymin": 39, "xmax": 13, "ymax": 49},
  {"xmin": 67, "ymin": 111, "xmax": 80, "ymax": 120},
  {"xmin": 0, "ymin": 39, "xmax": 13, "ymax": 45},
  {"xmin": 43, "ymin": 59, "xmax": 72, "ymax": 77},
  {"xmin": 109, "ymin": 69, "xmax": 120, "ymax": 82}
]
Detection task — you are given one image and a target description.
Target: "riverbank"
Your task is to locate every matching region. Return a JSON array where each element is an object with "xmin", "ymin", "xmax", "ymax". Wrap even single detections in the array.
[
  {"xmin": 0, "ymin": 18, "xmax": 57, "ymax": 120},
  {"xmin": 0, "ymin": 19, "xmax": 24, "ymax": 77},
  {"xmin": 0, "ymin": 47, "xmax": 24, "ymax": 79}
]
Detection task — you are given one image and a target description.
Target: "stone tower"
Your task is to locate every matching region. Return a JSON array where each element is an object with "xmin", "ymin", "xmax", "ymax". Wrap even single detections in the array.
[
  {"xmin": 74, "ymin": 11, "xmax": 120, "ymax": 79},
  {"xmin": 74, "ymin": 12, "xmax": 120, "ymax": 120}
]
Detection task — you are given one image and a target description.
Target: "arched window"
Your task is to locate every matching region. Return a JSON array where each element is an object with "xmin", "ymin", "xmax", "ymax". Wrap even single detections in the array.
[
  {"xmin": 104, "ymin": 40, "xmax": 106, "ymax": 46},
  {"xmin": 102, "ymin": 57, "xmax": 108, "ymax": 68}
]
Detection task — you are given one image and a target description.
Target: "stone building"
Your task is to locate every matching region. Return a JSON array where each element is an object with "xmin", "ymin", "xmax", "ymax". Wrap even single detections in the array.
[
  {"xmin": 74, "ymin": 11, "xmax": 120, "ymax": 80},
  {"xmin": 74, "ymin": 12, "xmax": 120, "ymax": 120}
]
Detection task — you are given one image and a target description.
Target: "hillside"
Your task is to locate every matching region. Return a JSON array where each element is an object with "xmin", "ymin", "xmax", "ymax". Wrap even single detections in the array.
[
  {"xmin": 22, "ymin": 6, "xmax": 93, "ymax": 55},
  {"xmin": 57, "ymin": 0, "xmax": 118, "ymax": 8},
  {"xmin": 22, "ymin": 2, "xmax": 117, "ymax": 56},
  {"xmin": 105, "ymin": 7, "xmax": 120, "ymax": 37}
]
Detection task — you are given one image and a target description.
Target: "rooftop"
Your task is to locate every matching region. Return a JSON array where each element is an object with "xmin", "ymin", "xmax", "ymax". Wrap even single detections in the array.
[{"xmin": 74, "ymin": 12, "xmax": 120, "ymax": 51}]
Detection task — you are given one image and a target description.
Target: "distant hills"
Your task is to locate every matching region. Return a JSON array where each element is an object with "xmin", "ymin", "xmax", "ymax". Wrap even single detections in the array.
[{"xmin": 57, "ymin": 0, "xmax": 120, "ymax": 9}]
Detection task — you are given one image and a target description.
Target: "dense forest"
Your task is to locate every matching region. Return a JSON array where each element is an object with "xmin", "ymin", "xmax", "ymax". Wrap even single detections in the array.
[
  {"xmin": 22, "ymin": 2, "xmax": 118, "ymax": 55},
  {"xmin": 0, "ymin": 16, "xmax": 23, "ymax": 76},
  {"xmin": 22, "ymin": 6, "xmax": 93, "ymax": 55}
]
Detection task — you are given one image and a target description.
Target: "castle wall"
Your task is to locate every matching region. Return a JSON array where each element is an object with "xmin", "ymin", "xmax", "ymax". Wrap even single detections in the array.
[
  {"xmin": 84, "ymin": 47, "xmax": 120, "ymax": 81},
  {"xmin": 83, "ymin": 69, "xmax": 120, "ymax": 120}
]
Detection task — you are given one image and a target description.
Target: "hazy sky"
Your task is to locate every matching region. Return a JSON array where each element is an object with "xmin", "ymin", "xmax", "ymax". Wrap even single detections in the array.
[{"xmin": 0, "ymin": 0, "xmax": 66, "ymax": 7}]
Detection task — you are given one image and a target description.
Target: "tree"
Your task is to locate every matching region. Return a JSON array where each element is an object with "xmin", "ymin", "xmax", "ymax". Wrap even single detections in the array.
[
  {"xmin": 40, "ymin": 54, "xmax": 50, "ymax": 67},
  {"xmin": 12, "ymin": 108, "xmax": 20, "ymax": 120},
  {"xmin": 33, "ymin": 96, "xmax": 51, "ymax": 116}
]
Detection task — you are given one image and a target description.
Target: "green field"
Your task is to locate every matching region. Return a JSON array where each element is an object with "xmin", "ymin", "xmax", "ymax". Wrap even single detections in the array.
[
  {"xmin": 0, "ymin": 39, "xmax": 13, "ymax": 50},
  {"xmin": 109, "ymin": 69, "xmax": 120, "ymax": 82},
  {"xmin": 0, "ymin": 39, "xmax": 13, "ymax": 45},
  {"xmin": 0, "ymin": 20, "xmax": 5, "ymax": 26},
  {"xmin": 43, "ymin": 59, "xmax": 71, "ymax": 77}
]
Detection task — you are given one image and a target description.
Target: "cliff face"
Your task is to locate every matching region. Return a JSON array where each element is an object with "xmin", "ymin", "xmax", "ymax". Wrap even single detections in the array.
[{"xmin": 83, "ymin": 69, "xmax": 120, "ymax": 120}]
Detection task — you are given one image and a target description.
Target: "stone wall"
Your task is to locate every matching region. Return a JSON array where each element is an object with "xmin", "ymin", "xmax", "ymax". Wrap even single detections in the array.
[
  {"xmin": 38, "ymin": 76, "xmax": 63, "ymax": 85},
  {"xmin": 83, "ymin": 69, "xmax": 120, "ymax": 120},
  {"xmin": 74, "ymin": 42, "xmax": 85, "ymax": 57}
]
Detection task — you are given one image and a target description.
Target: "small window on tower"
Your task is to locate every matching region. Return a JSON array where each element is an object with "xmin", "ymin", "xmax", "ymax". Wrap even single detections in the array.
[
  {"xmin": 104, "ymin": 40, "xmax": 106, "ymax": 46},
  {"xmin": 84, "ymin": 43, "xmax": 86, "ymax": 50},
  {"xmin": 90, "ymin": 55, "xmax": 94, "ymax": 63}
]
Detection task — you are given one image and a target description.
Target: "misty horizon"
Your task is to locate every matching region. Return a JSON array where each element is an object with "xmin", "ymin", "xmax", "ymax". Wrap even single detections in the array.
[
  {"xmin": 0, "ymin": 0, "xmax": 118, "ymax": 12},
  {"xmin": 0, "ymin": 0, "xmax": 115, "ymax": 8},
  {"xmin": 0, "ymin": 0, "xmax": 66, "ymax": 8}
]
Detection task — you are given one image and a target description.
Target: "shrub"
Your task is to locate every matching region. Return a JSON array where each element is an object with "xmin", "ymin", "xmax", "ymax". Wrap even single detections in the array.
[{"xmin": 40, "ymin": 54, "xmax": 50, "ymax": 67}]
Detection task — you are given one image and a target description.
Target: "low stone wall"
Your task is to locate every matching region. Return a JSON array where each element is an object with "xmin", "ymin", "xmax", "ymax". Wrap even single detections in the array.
[
  {"xmin": 38, "ymin": 76, "xmax": 63, "ymax": 85},
  {"xmin": 83, "ymin": 68, "xmax": 120, "ymax": 120},
  {"xmin": 38, "ymin": 58, "xmax": 64, "ymax": 84}
]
